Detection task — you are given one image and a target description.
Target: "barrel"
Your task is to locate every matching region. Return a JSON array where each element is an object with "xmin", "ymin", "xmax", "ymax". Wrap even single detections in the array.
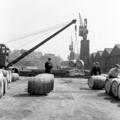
[
  {"xmin": 50, "ymin": 79, "xmax": 54, "ymax": 91},
  {"xmin": 0, "ymin": 72, "xmax": 4, "ymax": 98},
  {"xmin": 3, "ymin": 77, "xmax": 8, "ymax": 95},
  {"xmin": 12, "ymin": 73, "xmax": 19, "ymax": 82},
  {"xmin": 76, "ymin": 60, "xmax": 84, "ymax": 69},
  {"xmin": 88, "ymin": 75, "xmax": 107, "ymax": 89},
  {"xmin": 6, "ymin": 70, "xmax": 12, "ymax": 83},
  {"xmin": 111, "ymin": 78, "xmax": 120, "ymax": 98},
  {"xmin": 28, "ymin": 73, "xmax": 54, "ymax": 95},
  {"xmin": 118, "ymin": 83, "xmax": 120, "ymax": 99},
  {"xmin": 0, "ymin": 69, "xmax": 7, "ymax": 77},
  {"xmin": 105, "ymin": 78, "xmax": 113, "ymax": 95},
  {"xmin": 35, "ymin": 74, "xmax": 54, "ymax": 92}
]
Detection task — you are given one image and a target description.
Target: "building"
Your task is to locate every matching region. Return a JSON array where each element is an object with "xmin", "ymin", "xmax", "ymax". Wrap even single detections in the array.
[
  {"xmin": 102, "ymin": 48, "xmax": 112, "ymax": 72},
  {"xmin": 89, "ymin": 53, "xmax": 97, "ymax": 69},
  {"xmin": 89, "ymin": 44, "xmax": 120, "ymax": 73}
]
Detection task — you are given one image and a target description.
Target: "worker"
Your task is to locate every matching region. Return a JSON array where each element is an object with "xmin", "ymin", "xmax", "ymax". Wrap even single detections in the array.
[
  {"xmin": 108, "ymin": 64, "xmax": 120, "ymax": 78},
  {"xmin": 90, "ymin": 62, "xmax": 101, "ymax": 76},
  {"xmin": 45, "ymin": 58, "xmax": 53, "ymax": 73}
]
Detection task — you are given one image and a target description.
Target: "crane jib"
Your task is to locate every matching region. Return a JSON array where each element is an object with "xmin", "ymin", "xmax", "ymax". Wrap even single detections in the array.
[{"xmin": 7, "ymin": 19, "xmax": 76, "ymax": 67}]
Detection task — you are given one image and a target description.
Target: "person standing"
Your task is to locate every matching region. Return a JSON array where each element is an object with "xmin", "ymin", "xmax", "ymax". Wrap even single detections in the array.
[
  {"xmin": 45, "ymin": 58, "xmax": 53, "ymax": 73},
  {"xmin": 90, "ymin": 62, "xmax": 101, "ymax": 76}
]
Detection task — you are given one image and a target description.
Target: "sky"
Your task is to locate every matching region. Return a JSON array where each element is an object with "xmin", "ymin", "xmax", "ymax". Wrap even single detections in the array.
[{"xmin": 0, "ymin": 0, "xmax": 120, "ymax": 60}]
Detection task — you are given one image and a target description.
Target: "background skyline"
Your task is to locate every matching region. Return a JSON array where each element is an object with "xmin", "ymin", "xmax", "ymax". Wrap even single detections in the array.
[{"xmin": 0, "ymin": 0, "xmax": 120, "ymax": 60}]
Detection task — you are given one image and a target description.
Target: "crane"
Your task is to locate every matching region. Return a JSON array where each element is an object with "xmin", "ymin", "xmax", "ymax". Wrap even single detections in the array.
[
  {"xmin": 5, "ymin": 19, "xmax": 76, "ymax": 68},
  {"xmin": 79, "ymin": 13, "xmax": 88, "ymax": 40}
]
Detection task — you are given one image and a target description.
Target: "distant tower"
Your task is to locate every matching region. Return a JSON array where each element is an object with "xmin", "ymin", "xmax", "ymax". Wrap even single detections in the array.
[{"xmin": 79, "ymin": 13, "xmax": 90, "ymax": 69}]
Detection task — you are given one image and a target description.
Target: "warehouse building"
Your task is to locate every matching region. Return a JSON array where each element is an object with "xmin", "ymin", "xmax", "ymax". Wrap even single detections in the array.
[{"xmin": 89, "ymin": 44, "xmax": 120, "ymax": 73}]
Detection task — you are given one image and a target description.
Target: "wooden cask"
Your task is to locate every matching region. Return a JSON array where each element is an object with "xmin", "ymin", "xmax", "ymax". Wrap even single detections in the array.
[
  {"xmin": 50, "ymin": 79, "xmax": 54, "ymax": 91},
  {"xmin": 6, "ymin": 70, "xmax": 12, "ymax": 83},
  {"xmin": 117, "ymin": 83, "xmax": 120, "ymax": 99},
  {"xmin": 3, "ymin": 77, "xmax": 8, "ymax": 95},
  {"xmin": 105, "ymin": 79, "xmax": 113, "ymax": 95},
  {"xmin": 88, "ymin": 75, "xmax": 106, "ymax": 89},
  {"xmin": 12, "ymin": 73, "xmax": 19, "ymax": 82},
  {"xmin": 0, "ymin": 69, "xmax": 7, "ymax": 77},
  {"xmin": 0, "ymin": 72, "xmax": 4, "ymax": 98},
  {"xmin": 111, "ymin": 78, "xmax": 120, "ymax": 98},
  {"xmin": 28, "ymin": 73, "xmax": 54, "ymax": 95},
  {"xmin": 76, "ymin": 60, "xmax": 84, "ymax": 69}
]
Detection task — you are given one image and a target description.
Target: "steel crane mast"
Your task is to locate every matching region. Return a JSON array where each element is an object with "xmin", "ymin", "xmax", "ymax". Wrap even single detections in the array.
[{"xmin": 79, "ymin": 13, "xmax": 88, "ymax": 40}]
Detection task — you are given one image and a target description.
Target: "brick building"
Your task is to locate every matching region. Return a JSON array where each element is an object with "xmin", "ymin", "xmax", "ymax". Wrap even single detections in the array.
[{"xmin": 89, "ymin": 44, "xmax": 120, "ymax": 73}]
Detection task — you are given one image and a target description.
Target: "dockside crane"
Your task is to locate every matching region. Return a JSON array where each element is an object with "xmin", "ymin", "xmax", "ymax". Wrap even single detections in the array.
[
  {"xmin": 79, "ymin": 13, "xmax": 88, "ymax": 40},
  {"xmin": 0, "ymin": 19, "xmax": 76, "ymax": 69}
]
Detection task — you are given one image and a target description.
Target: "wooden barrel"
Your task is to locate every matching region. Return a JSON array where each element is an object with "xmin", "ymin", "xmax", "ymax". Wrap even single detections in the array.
[
  {"xmin": 0, "ymin": 72, "xmax": 4, "ymax": 98},
  {"xmin": 6, "ymin": 70, "xmax": 12, "ymax": 83},
  {"xmin": 36, "ymin": 74, "xmax": 54, "ymax": 92},
  {"xmin": 105, "ymin": 78, "xmax": 113, "ymax": 95},
  {"xmin": 12, "ymin": 73, "xmax": 19, "ymax": 82},
  {"xmin": 49, "ymin": 77, "xmax": 54, "ymax": 91},
  {"xmin": 76, "ymin": 60, "xmax": 84, "ymax": 69},
  {"xmin": 111, "ymin": 78, "xmax": 120, "ymax": 97},
  {"xmin": 3, "ymin": 77, "xmax": 8, "ymax": 95},
  {"xmin": 28, "ymin": 73, "xmax": 54, "ymax": 95},
  {"xmin": 117, "ymin": 83, "xmax": 120, "ymax": 99},
  {"xmin": 88, "ymin": 75, "xmax": 106, "ymax": 89},
  {"xmin": 0, "ymin": 69, "xmax": 7, "ymax": 77}
]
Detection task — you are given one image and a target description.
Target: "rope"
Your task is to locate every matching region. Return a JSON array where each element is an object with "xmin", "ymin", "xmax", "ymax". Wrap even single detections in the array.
[
  {"xmin": 12, "ymin": 23, "xmax": 68, "ymax": 50},
  {"xmin": 16, "ymin": 32, "xmax": 50, "ymax": 49},
  {"xmin": 5, "ymin": 20, "xmax": 71, "ymax": 44}
]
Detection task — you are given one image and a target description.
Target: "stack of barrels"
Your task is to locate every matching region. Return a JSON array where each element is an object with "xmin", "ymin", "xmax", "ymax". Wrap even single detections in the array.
[
  {"xmin": 0, "ymin": 69, "xmax": 20, "ymax": 98},
  {"xmin": 28, "ymin": 73, "xmax": 54, "ymax": 95},
  {"xmin": 105, "ymin": 78, "xmax": 120, "ymax": 99},
  {"xmin": 0, "ymin": 70, "xmax": 8, "ymax": 98},
  {"xmin": 88, "ymin": 74, "xmax": 107, "ymax": 89}
]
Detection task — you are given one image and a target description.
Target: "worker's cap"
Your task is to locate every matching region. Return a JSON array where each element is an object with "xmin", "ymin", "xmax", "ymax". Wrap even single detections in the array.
[
  {"xmin": 115, "ymin": 64, "xmax": 120, "ymax": 68},
  {"xmin": 48, "ymin": 58, "xmax": 51, "ymax": 60}
]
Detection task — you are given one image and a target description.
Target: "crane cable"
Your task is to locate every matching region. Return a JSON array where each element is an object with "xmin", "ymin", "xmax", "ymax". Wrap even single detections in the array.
[
  {"xmin": 11, "ymin": 21, "xmax": 71, "ymax": 50},
  {"xmin": 5, "ymin": 20, "xmax": 71, "ymax": 44},
  {"xmin": 16, "ymin": 32, "xmax": 51, "ymax": 50}
]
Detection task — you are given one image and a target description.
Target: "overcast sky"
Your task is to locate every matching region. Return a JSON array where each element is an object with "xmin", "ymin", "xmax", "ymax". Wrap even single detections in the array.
[{"xmin": 0, "ymin": 0, "xmax": 120, "ymax": 60}]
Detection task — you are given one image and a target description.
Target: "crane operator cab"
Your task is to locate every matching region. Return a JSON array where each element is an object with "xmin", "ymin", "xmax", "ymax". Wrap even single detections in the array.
[
  {"xmin": 0, "ymin": 44, "xmax": 19, "ymax": 74},
  {"xmin": 0, "ymin": 44, "xmax": 10, "ymax": 69}
]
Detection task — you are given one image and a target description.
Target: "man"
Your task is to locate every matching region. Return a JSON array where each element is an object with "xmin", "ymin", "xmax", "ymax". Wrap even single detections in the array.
[
  {"xmin": 90, "ymin": 62, "xmax": 101, "ymax": 76},
  {"xmin": 108, "ymin": 64, "xmax": 120, "ymax": 78},
  {"xmin": 45, "ymin": 58, "xmax": 53, "ymax": 73}
]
